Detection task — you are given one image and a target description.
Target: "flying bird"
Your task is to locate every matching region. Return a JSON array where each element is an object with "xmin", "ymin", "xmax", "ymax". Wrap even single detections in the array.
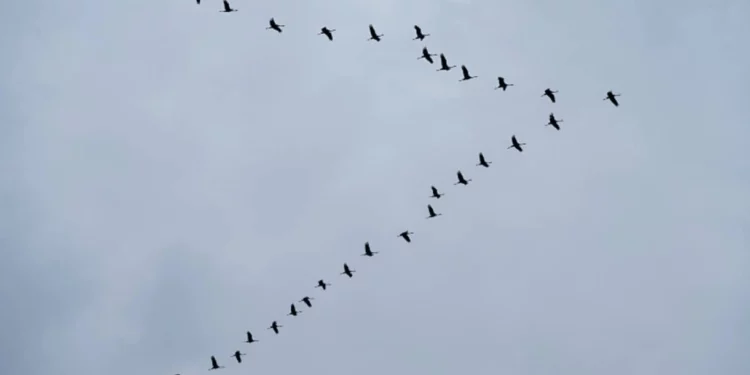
[
  {"xmin": 315, "ymin": 279, "xmax": 331, "ymax": 290},
  {"xmin": 426, "ymin": 204, "xmax": 442, "ymax": 219},
  {"xmin": 429, "ymin": 185, "xmax": 444, "ymax": 199},
  {"xmin": 288, "ymin": 303, "xmax": 301, "ymax": 316},
  {"xmin": 300, "ymin": 296, "xmax": 314, "ymax": 308},
  {"xmin": 341, "ymin": 263, "xmax": 355, "ymax": 278},
  {"xmin": 477, "ymin": 153, "xmax": 492, "ymax": 167},
  {"xmin": 367, "ymin": 24, "xmax": 383, "ymax": 41},
  {"xmin": 459, "ymin": 65, "xmax": 477, "ymax": 82},
  {"xmin": 604, "ymin": 91, "xmax": 621, "ymax": 106},
  {"xmin": 209, "ymin": 356, "xmax": 224, "ymax": 371},
  {"xmin": 437, "ymin": 54, "xmax": 456, "ymax": 72},
  {"xmin": 413, "ymin": 25, "xmax": 429, "ymax": 40},
  {"xmin": 546, "ymin": 113, "xmax": 563, "ymax": 130},
  {"xmin": 266, "ymin": 18, "xmax": 284, "ymax": 33},
  {"xmin": 244, "ymin": 331, "xmax": 259, "ymax": 344},
  {"xmin": 318, "ymin": 27, "xmax": 336, "ymax": 41},
  {"xmin": 507, "ymin": 135, "xmax": 526, "ymax": 152},
  {"xmin": 268, "ymin": 321, "xmax": 282, "ymax": 334},
  {"xmin": 418, "ymin": 47, "xmax": 437, "ymax": 64},
  {"xmin": 362, "ymin": 242, "xmax": 379, "ymax": 257},
  {"xmin": 454, "ymin": 171, "xmax": 471, "ymax": 185},
  {"xmin": 220, "ymin": 0, "xmax": 237, "ymax": 12},
  {"xmin": 542, "ymin": 88, "xmax": 558, "ymax": 103},
  {"xmin": 495, "ymin": 77, "xmax": 514, "ymax": 91},
  {"xmin": 398, "ymin": 231, "xmax": 414, "ymax": 243},
  {"xmin": 231, "ymin": 351, "xmax": 245, "ymax": 364}
]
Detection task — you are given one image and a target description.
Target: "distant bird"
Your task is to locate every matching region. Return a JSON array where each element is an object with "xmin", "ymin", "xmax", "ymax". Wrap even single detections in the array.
[
  {"xmin": 429, "ymin": 185, "xmax": 444, "ymax": 199},
  {"xmin": 426, "ymin": 204, "xmax": 442, "ymax": 219},
  {"xmin": 367, "ymin": 24, "xmax": 383, "ymax": 41},
  {"xmin": 546, "ymin": 113, "xmax": 563, "ymax": 130},
  {"xmin": 300, "ymin": 296, "xmax": 314, "ymax": 308},
  {"xmin": 604, "ymin": 91, "xmax": 621, "ymax": 106},
  {"xmin": 220, "ymin": 0, "xmax": 237, "ymax": 12},
  {"xmin": 459, "ymin": 65, "xmax": 477, "ymax": 82},
  {"xmin": 266, "ymin": 18, "xmax": 284, "ymax": 33},
  {"xmin": 477, "ymin": 153, "xmax": 492, "ymax": 167},
  {"xmin": 244, "ymin": 331, "xmax": 259, "ymax": 344},
  {"xmin": 398, "ymin": 230, "xmax": 414, "ymax": 243},
  {"xmin": 418, "ymin": 47, "xmax": 437, "ymax": 64},
  {"xmin": 495, "ymin": 77, "xmax": 514, "ymax": 91},
  {"xmin": 209, "ymin": 356, "xmax": 224, "ymax": 371},
  {"xmin": 542, "ymin": 88, "xmax": 558, "ymax": 103},
  {"xmin": 362, "ymin": 242, "xmax": 379, "ymax": 257},
  {"xmin": 507, "ymin": 135, "xmax": 526, "ymax": 152},
  {"xmin": 318, "ymin": 27, "xmax": 335, "ymax": 41},
  {"xmin": 268, "ymin": 321, "xmax": 282, "ymax": 334},
  {"xmin": 437, "ymin": 54, "xmax": 456, "ymax": 72},
  {"xmin": 341, "ymin": 263, "xmax": 355, "ymax": 278},
  {"xmin": 315, "ymin": 279, "xmax": 331, "ymax": 290},
  {"xmin": 413, "ymin": 25, "xmax": 429, "ymax": 40},
  {"xmin": 231, "ymin": 351, "xmax": 245, "ymax": 364},
  {"xmin": 287, "ymin": 303, "xmax": 301, "ymax": 316},
  {"xmin": 454, "ymin": 171, "xmax": 471, "ymax": 185}
]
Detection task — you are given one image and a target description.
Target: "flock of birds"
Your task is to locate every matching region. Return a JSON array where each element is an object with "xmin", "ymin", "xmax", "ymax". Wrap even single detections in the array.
[{"xmin": 183, "ymin": 0, "xmax": 623, "ymax": 372}]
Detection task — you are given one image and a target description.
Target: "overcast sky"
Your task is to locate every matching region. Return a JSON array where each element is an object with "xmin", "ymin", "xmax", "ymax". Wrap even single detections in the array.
[{"xmin": 1, "ymin": 0, "xmax": 749, "ymax": 374}]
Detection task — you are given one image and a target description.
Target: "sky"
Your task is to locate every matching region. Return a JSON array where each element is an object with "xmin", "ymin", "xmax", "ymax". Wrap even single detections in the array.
[{"xmin": 1, "ymin": 0, "xmax": 749, "ymax": 374}]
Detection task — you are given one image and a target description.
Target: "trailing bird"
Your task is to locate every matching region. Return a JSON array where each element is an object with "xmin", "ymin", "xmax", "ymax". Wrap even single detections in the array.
[
  {"xmin": 426, "ymin": 204, "xmax": 442, "ymax": 219},
  {"xmin": 418, "ymin": 47, "xmax": 437, "ymax": 64},
  {"xmin": 268, "ymin": 321, "xmax": 282, "ymax": 334},
  {"xmin": 209, "ymin": 356, "xmax": 224, "ymax": 370},
  {"xmin": 266, "ymin": 18, "xmax": 284, "ymax": 33},
  {"xmin": 546, "ymin": 113, "xmax": 563, "ymax": 130},
  {"xmin": 220, "ymin": 0, "xmax": 237, "ymax": 12},
  {"xmin": 318, "ymin": 27, "xmax": 335, "ymax": 41},
  {"xmin": 604, "ymin": 91, "xmax": 621, "ymax": 106},
  {"xmin": 244, "ymin": 331, "xmax": 259, "ymax": 344},
  {"xmin": 288, "ymin": 304, "xmax": 301, "ymax": 316},
  {"xmin": 341, "ymin": 263, "xmax": 355, "ymax": 278},
  {"xmin": 454, "ymin": 171, "xmax": 471, "ymax": 185},
  {"xmin": 367, "ymin": 24, "xmax": 383, "ymax": 41},
  {"xmin": 507, "ymin": 135, "xmax": 526, "ymax": 152},
  {"xmin": 437, "ymin": 54, "xmax": 456, "ymax": 71},
  {"xmin": 315, "ymin": 279, "xmax": 331, "ymax": 290},
  {"xmin": 300, "ymin": 296, "xmax": 314, "ymax": 308},
  {"xmin": 231, "ymin": 351, "xmax": 245, "ymax": 364},
  {"xmin": 477, "ymin": 153, "xmax": 492, "ymax": 167},
  {"xmin": 542, "ymin": 88, "xmax": 558, "ymax": 103},
  {"xmin": 430, "ymin": 185, "xmax": 444, "ymax": 199},
  {"xmin": 495, "ymin": 77, "xmax": 514, "ymax": 91},
  {"xmin": 362, "ymin": 242, "xmax": 379, "ymax": 257},
  {"xmin": 413, "ymin": 25, "xmax": 429, "ymax": 40},
  {"xmin": 459, "ymin": 65, "xmax": 477, "ymax": 82},
  {"xmin": 398, "ymin": 231, "xmax": 414, "ymax": 243}
]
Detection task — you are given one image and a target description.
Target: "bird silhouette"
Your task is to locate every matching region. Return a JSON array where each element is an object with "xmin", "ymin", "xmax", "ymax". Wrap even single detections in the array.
[
  {"xmin": 318, "ymin": 27, "xmax": 335, "ymax": 41},
  {"xmin": 398, "ymin": 231, "xmax": 414, "ymax": 243},
  {"xmin": 507, "ymin": 135, "xmax": 527, "ymax": 152},
  {"xmin": 315, "ymin": 279, "xmax": 331, "ymax": 290},
  {"xmin": 426, "ymin": 204, "xmax": 442, "ymax": 219},
  {"xmin": 367, "ymin": 24, "xmax": 383, "ymax": 41},
  {"xmin": 219, "ymin": 0, "xmax": 237, "ymax": 12},
  {"xmin": 362, "ymin": 242, "xmax": 379, "ymax": 257},
  {"xmin": 268, "ymin": 321, "xmax": 282, "ymax": 334},
  {"xmin": 542, "ymin": 88, "xmax": 558, "ymax": 103},
  {"xmin": 266, "ymin": 18, "xmax": 284, "ymax": 33},
  {"xmin": 244, "ymin": 331, "xmax": 259, "ymax": 344},
  {"xmin": 477, "ymin": 153, "xmax": 492, "ymax": 167},
  {"xmin": 341, "ymin": 263, "xmax": 355, "ymax": 278},
  {"xmin": 454, "ymin": 171, "xmax": 471, "ymax": 185},
  {"xmin": 604, "ymin": 91, "xmax": 621, "ymax": 106},
  {"xmin": 437, "ymin": 54, "xmax": 456, "ymax": 71},
  {"xmin": 418, "ymin": 47, "xmax": 437, "ymax": 64},
  {"xmin": 546, "ymin": 113, "xmax": 563, "ymax": 130},
  {"xmin": 300, "ymin": 296, "xmax": 314, "ymax": 308},
  {"xmin": 413, "ymin": 25, "xmax": 429, "ymax": 40},
  {"xmin": 287, "ymin": 303, "xmax": 301, "ymax": 316},
  {"xmin": 209, "ymin": 356, "xmax": 224, "ymax": 370},
  {"xmin": 495, "ymin": 77, "xmax": 514, "ymax": 91},
  {"xmin": 459, "ymin": 65, "xmax": 477, "ymax": 82},
  {"xmin": 429, "ymin": 185, "xmax": 444, "ymax": 199},
  {"xmin": 231, "ymin": 351, "xmax": 245, "ymax": 364}
]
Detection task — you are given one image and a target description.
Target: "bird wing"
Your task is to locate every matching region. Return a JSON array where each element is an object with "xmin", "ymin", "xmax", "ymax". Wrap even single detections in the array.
[
  {"xmin": 479, "ymin": 153, "xmax": 485, "ymax": 162},
  {"xmin": 461, "ymin": 65, "xmax": 469, "ymax": 77},
  {"xmin": 431, "ymin": 186, "xmax": 438, "ymax": 195},
  {"xmin": 457, "ymin": 171, "xmax": 464, "ymax": 179},
  {"xmin": 223, "ymin": 0, "xmax": 230, "ymax": 11},
  {"xmin": 428, "ymin": 205, "xmax": 435, "ymax": 215},
  {"xmin": 440, "ymin": 54, "xmax": 447, "ymax": 66},
  {"xmin": 212, "ymin": 356, "xmax": 218, "ymax": 367},
  {"xmin": 369, "ymin": 25, "xmax": 376, "ymax": 37}
]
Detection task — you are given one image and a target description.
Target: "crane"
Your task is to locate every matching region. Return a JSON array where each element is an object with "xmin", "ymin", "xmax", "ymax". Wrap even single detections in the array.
[
  {"xmin": 362, "ymin": 242, "xmax": 379, "ymax": 257},
  {"xmin": 209, "ymin": 356, "xmax": 224, "ymax": 370},
  {"xmin": 266, "ymin": 18, "xmax": 284, "ymax": 33},
  {"xmin": 315, "ymin": 279, "xmax": 331, "ymax": 290},
  {"xmin": 341, "ymin": 263, "xmax": 356, "ymax": 278},
  {"xmin": 426, "ymin": 204, "xmax": 442, "ymax": 219},
  {"xmin": 454, "ymin": 171, "xmax": 471, "ymax": 185},
  {"xmin": 220, "ymin": 0, "xmax": 237, "ymax": 12},
  {"xmin": 318, "ymin": 27, "xmax": 336, "ymax": 41},
  {"xmin": 429, "ymin": 185, "xmax": 444, "ymax": 199},
  {"xmin": 368, "ymin": 24, "xmax": 383, "ymax": 41},
  {"xmin": 398, "ymin": 230, "xmax": 414, "ymax": 243},
  {"xmin": 459, "ymin": 65, "xmax": 477, "ymax": 82},
  {"xmin": 268, "ymin": 321, "xmax": 282, "ymax": 334},
  {"xmin": 231, "ymin": 351, "xmax": 245, "ymax": 364},
  {"xmin": 477, "ymin": 152, "xmax": 492, "ymax": 167},
  {"xmin": 244, "ymin": 331, "xmax": 259, "ymax": 344},
  {"xmin": 507, "ymin": 135, "xmax": 526, "ymax": 152},
  {"xmin": 546, "ymin": 113, "xmax": 563, "ymax": 130},
  {"xmin": 542, "ymin": 88, "xmax": 558, "ymax": 103},
  {"xmin": 288, "ymin": 303, "xmax": 301, "ymax": 316},
  {"xmin": 300, "ymin": 296, "xmax": 314, "ymax": 308},
  {"xmin": 604, "ymin": 91, "xmax": 621, "ymax": 106},
  {"xmin": 495, "ymin": 77, "xmax": 514, "ymax": 91},
  {"xmin": 413, "ymin": 25, "xmax": 429, "ymax": 40},
  {"xmin": 418, "ymin": 47, "xmax": 437, "ymax": 64},
  {"xmin": 437, "ymin": 54, "xmax": 456, "ymax": 71}
]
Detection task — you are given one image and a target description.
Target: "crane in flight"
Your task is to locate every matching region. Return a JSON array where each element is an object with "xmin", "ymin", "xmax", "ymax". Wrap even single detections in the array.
[
  {"xmin": 546, "ymin": 113, "xmax": 563, "ymax": 130},
  {"xmin": 426, "ymin": 204, "xmax": 442, "ymax": 219},
  {"xmin": 231, "ymin": 351, "xmax": 245, "ymax": 364},
  {"xmin": 413, "ymin": 25, "xmax": 430, "ymax": 40},
  {"xmin": 495, "ymin": 77, "xmax": 514, "ymax": 91},
  {"xmin": 398, "ymin": 230, "xmax": 414, "ymax": 243},
  {"xmin": 220, "ymin": 0, "xmax": 237, "ymax": 12},
  {"xmin": 459, "ymin": 65, "xmax": 477, "ymax": 82},
  {"xmin": 268, "ymin": 321, "xmax": 282, "ymax": 334},
  {"xmin": 341, "ymin": 263, "xmax": 356, "ymax": 278},
  {"xmin": 209, "ymin": 356, "xmax": 224, "ymax": 370},
  {"xmin": 288, "ymin": 304, "xmax": 301, "ymax": 317},
  {"xmin": 429, "ymin": 185, "xmax": 444, "ymax": 199},
  {"xmin": 437, "ymin": 54, "xmax": 456, "ymax": 72},
  {"xmin": 316, "ymin": 279, "xmax": 331, "ymax": 290},
  {"xmin": 604, "ymin": 91, "xmax": 621, "ymax": 106},
  {"xmin": 362, "ymin": 242, "xmax": 379, "ymax": 257},
  {"xmin": 300, "ymin": 296, "xmax": 314, "ymax": 308},
  {"xmin": 507, "ymin": 135, "xmax": 526, "ymax": 152},
  {"xmin": 477, "ymin": 153, "xmax": 492, "ymax": 168},
  {"xmin": 418, "ymin": 47, "xmax": 437, "ymax": 64},
  {"xmin": 266, "ymin": 18, "xmax": 285, "ymax": 33},
  {"xmin": 368, "ymin": 24, "xmax": 384, "ymax": 41},
  {"xmin": 244, "ymin": 331, "xmax": 259, "ymax": 344},
  {"xmin": 542, "ymin": 88, "xmax": 558, "ymax": 103},
  {"xmin": 454, "ymin": 171, "xmax": 471, "ymax": 185},
  {"xmin": 318, "ymin": 27, "xmax": 336, "ymax": 41}
]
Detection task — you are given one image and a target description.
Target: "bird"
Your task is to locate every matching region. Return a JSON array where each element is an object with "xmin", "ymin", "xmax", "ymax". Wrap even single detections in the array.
[
  {"xmin": 542, "ymin": 88, "xmax": 558, "ymax": 103},
  {"xmin": 341, "ymin": 263, "xmax": 355, "ymax": 278},
  {"xmin": 244, "ymin": 331, "xmax": 259, "ymax": 344},
  {"xmin": 315, "ymin": 279, "xmax": 331, "ymax": 290},
  {"xmin": 495, "ymin": 77, "xmax": 514, "ymax": 91},
  {"xmin": 367, "ymin": 24, "xmax": 383, "ymax": 41},
  {"xmin": 398, "ymin": 231, "xmax": 414, "ymax": 243},
  {"xmin": 454, "ymin": 171, "xmax": 471, "ymax": 185},
  {"xmin": 268, "ymin": 321, "xmax": 282, "ymax": 334},
  {"xmin": 546, "ymin": 113, "xmax": 563, "ymax": 130},
  {"xmin": 266, "ymin": 18, "xmax": 284, "ymax": 33},
  {"xmin": 288, "ymin": 303, "xmax": 301, "ymax": 316},
  {"xmin": 429, "ymin": 185, "xmax": 444, "ymax": 199},
  {"xmin": 318, "ymin": 27, "xmax": 335, "ymax": 41},
  {"xmin": 477, "ymin": 153, "xmax": 492, "ymax": 167},
  {"xmin": 604, "ymin": 91, "xmax": 621, "ymax": 106},
  {"xmin": 507, "ymin": 135, "xmax": 526, "ymax": 152},
  {"xmin": 231, "ymin": 351, "xmax": 245, "ymax": 364},
  {"xmin": 418, "ymin": 47, "xmax": 437, "ymax": 64},
  {"xmin": 413, "ymin": 25, "xmax": 429, "ymax": 40},
  {"xmin": 362, "ymin": 242, "xmax": 379, "ymax": 257},
  {"xmin": 437, "ymin": 54, "xmax": 456, "ymax": 72},
  {"xmin": 300, "ymin": 296, "xmax": 314, "ymax": 308},
  {"xmin": 209, "ymin": 356, "xmax": 224, "ymax": 370},
  {"xmin": 426, "ymin": 204, "xmax": 442, "ymax": 219},
  {"xmin": 220, "ymin": 0, "xmax": 237, "ymax": 12},
  {"xmin": 459, "ymin": 65, "xmax": 477, "ymax": 82}
]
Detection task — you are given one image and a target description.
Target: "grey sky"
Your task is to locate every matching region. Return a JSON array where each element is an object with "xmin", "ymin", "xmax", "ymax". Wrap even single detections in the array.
[{"xmin": 1, "ymin": 0, "xmax": 748, "ymax": 374}]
